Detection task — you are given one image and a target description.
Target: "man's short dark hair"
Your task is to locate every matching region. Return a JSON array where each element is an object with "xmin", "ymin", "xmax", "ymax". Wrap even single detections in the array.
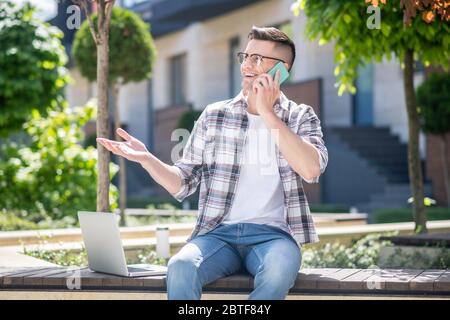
[{"xmin": 248, "ymin": 26, "xmax": 296, "ymax": 71}]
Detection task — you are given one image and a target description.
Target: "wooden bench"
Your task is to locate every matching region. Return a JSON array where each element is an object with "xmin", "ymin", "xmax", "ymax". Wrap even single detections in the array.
[{"xmin": 1, "ymin": 267, "xmax": 449, "ymax": 299}]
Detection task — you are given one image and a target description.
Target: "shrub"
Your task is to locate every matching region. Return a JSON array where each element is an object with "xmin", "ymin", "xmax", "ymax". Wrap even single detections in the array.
[
  {"xmin": 0, "ymin": 210, "xmax": 39, "ymax": 231},
  {"xmin": 302, "ymin": 233, "xmax": 396, "ymax": 268},
  {"xmin": 381, "ymin": 244, "xmax": 450, "ymax": 269},
  {"xmin": 0, "ymin": 101, "xmax": 119, "ymax": 223},
  {"xmin": 23, "ymin": 243, "xmax": 88, "ymax": 267}
]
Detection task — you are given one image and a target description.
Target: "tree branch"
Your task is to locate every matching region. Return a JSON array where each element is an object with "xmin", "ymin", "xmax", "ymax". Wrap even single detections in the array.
[
  {"xmin": 97, "ymin": 0, "xmax": 105, "ymax": 38},
  {"xmin": 105, "ymin": 0, "xmax": 115, "ymax": 29},
  {"xmin": 73, "ymin": 0, "xmax": 99, "ymax": 45}
]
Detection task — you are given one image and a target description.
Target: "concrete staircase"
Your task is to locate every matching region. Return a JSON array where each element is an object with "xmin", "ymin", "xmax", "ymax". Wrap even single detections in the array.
[
  {"xmin": 355, "ymin": 183, "xmax": 433, "ymax": 215},
  {"xmin": 329, "ymin": 126, "xmax": 433, "ymax": 215}
]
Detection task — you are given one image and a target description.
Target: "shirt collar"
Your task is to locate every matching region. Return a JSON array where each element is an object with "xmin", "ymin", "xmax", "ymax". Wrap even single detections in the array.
[{"xmin": 231, "ymin": 90, "xmax": 290, "ymax": 112}]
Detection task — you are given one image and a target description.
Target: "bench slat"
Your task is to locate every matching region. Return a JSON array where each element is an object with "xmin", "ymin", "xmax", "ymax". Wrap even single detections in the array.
[
  {"xmin": 409, "ymin": 269, "xmax": 447, "ymax": 292},
  {"xmin": 316, "ymin": 269, "xmax": 363, "ymax": 290},
  {"xmin": 140, "ymin": 276, "xmax": 166, "ymax": 290},
  {"xmin": 206, "ymin": 274, "xmax": 253, "ymax": 291},
  {"xmin": 0, "ymin": 267, "xmax": 31, "ymax": 284},
  {"xmin": 42, "ymin": 267, "xmax": 86, "ymax": 287},
  {"xmin": 294, "ymin": 268, "xmax": 341, "ymax": 290},
  {"xmin": 339, "ymin": 269, "xmax": 381, "ymax": 290},
  {"xmin": 0, "ymin": 267, "xmax": 38, "ymax": 277},
  {"xmin": 434, "ymin": 270, "xmax": 450, "ymax": 292},
  {"xmin": 24, "ymin": 267, "xmax": 67, "ymax": 286},
  {"xmin": 2, "ymin": 267, "xmax": 56, "ymax": 287},
  {"xmin": 363, "ymin": 269, "xmax": 424, "ymax": 291}
]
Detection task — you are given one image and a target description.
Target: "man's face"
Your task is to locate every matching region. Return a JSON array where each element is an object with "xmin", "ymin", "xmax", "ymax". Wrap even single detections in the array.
[{"xmin": 240, "ymin": 39, "xmax": 290, "ymax": 95}]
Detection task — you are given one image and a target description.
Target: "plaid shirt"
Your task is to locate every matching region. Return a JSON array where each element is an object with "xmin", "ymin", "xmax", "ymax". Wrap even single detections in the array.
[{"xmin": 172, "ymin": 91, "xmax": 328, "ymax": 246}]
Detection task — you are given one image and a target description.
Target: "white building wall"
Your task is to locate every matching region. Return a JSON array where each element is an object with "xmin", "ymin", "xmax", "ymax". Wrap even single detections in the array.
[{"xmin": 118, "ymin": 81, "xmax": 149, "ymax": 145}]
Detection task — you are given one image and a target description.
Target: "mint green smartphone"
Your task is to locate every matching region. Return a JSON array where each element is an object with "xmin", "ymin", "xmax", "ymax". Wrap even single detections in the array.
[{"xmin": 268, "ymin": 61, "xmax": 289, "ymax": 85}]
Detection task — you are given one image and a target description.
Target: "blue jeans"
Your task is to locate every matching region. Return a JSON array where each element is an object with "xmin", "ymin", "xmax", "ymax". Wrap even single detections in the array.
[{"xmin": 166, "ymin": 223, "xmax": 302, "ymax": 300}]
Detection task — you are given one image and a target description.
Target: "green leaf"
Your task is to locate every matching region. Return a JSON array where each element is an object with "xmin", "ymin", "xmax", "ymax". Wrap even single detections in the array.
[
  {"xmin": 343, "ymin": 14, "xmax": 352, "ymax": 24},
  {"xmin": 334, "ymin": 66, "xmax": 340, "ymax": 76},
  {"xmin": 318, "ymin": 38, "xmax": 328, "ymax": 46}
]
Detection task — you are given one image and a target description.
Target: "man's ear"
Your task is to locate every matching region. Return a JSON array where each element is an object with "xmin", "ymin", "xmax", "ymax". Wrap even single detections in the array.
[{"xmin": 284, "ymin": 62, "xmax": 290, "ymax": 72}]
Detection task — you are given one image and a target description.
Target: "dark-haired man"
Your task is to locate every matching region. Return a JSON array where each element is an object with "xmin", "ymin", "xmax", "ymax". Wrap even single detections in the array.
[{"xmin": 97, "ymin": 26, "xmax": 328, "ymax": 300}]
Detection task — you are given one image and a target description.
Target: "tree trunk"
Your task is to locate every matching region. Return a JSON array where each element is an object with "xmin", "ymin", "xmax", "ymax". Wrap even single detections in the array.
[
  {"xmin": 112, "ymin": 81, "xmax": 127, "ymax": 226},
  {"xmin": 96, "ymin": 30, "xmax": 111, "ymax": 213},
  {"xmin": 440, "ymin": 134, "xmax": 450, "ymax": 208},
  {"xmin": 403, "ymin": 49, "xmax": 427, "ymax": 233}
]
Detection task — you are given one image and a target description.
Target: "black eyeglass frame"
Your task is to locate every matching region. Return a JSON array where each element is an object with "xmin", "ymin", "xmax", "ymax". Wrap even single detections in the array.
[{"xmin": 236, "ymin": 52, "xmax": 286, "ymax": 66}]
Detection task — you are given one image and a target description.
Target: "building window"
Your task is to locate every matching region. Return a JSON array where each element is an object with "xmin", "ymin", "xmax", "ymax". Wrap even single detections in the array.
[
  {"xmin": 170, "ymin": 53, "xmax": 187, "ymax": 105},
  {"xmin": 352, "ymin": 63, "xmax": 374, "ymax": 126},
  {"xmin": 229, "ymin": 37, "xmax": 241, "ymax": 98}
]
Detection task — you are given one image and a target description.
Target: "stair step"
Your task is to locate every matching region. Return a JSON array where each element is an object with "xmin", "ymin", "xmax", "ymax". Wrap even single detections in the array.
[
  {"xmin": 371, "ymin": 194, "xmax": 411, "ymax": 202},
  {"xmin": 364, "ymin": 157, "xmax": 408, "ymax": 163},
  {"xmin": 335, "ymin": 128, "xmax": 393, "ymax": 134},
  {"xmin": 376, "ymin": 167, "xmax": 409, "ymax": 174},
  {"xmin": 367, "ymin": 157, "xmax": 408, "ymax": 163},
  {"xmin": 332, "ymin": 126, "xmax": 391, "ymax": 133},
  {"xmin": 385, "ymin": 176, "xmax": 410, "ymax": 183},
  {"xmin": 356, "ymin": 150, "xmax": 407, "ymax": 158},
  {"xmin": 384, "ymin": 184, "xmax": 433, "ymax": 194},
  {"xmin": 350, "ymin": 146, "xmax": 405, "ymax": 154},
  {"xmin": 336, "ymin": 135, "xmax": 398, "ymax": 142},
  {"xmin": 344, "ymin": 140, "xmax": 403, "ymax": 148}
]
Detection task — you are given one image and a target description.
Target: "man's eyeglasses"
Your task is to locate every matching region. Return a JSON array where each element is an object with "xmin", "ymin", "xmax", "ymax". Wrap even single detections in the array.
[{"xmin": 236, "ymin": 52, "xmax": 285, "ymax": 67}]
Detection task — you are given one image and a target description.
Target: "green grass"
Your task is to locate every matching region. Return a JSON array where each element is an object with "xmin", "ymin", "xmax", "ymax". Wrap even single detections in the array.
[
  {"xmin": 372, "ymin": 207, "xmax": 450, "ymax": 224},
  {"xmin": 309, "ymin": 203, "xmax": 351, "ymax": 213}
]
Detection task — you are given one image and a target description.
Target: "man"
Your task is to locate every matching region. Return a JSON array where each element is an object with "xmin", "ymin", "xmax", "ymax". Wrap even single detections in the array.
[{"xmin": 97, "ymin": 26, "xmax": 328, "ymax": 300}]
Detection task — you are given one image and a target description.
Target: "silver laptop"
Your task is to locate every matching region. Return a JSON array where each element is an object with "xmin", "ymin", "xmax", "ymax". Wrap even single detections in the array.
[{"xmin": 78, "ymin": 211, "xmax": 167, "ymax": 277}]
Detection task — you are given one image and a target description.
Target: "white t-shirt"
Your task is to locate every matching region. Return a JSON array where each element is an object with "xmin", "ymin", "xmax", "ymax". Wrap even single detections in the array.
[{"xmin": 222, "ymin": 111, "xmax": 289, "ymax": 234}]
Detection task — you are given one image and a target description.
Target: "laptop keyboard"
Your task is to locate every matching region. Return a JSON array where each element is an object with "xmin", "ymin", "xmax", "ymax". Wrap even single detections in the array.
[
  {"xmin": 127, "ymin": 266, "xmax": 165, "ymax": 272},
  {"xmin": 127, "ymin": 266, "xmax": 152, "ymax": 272}
]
